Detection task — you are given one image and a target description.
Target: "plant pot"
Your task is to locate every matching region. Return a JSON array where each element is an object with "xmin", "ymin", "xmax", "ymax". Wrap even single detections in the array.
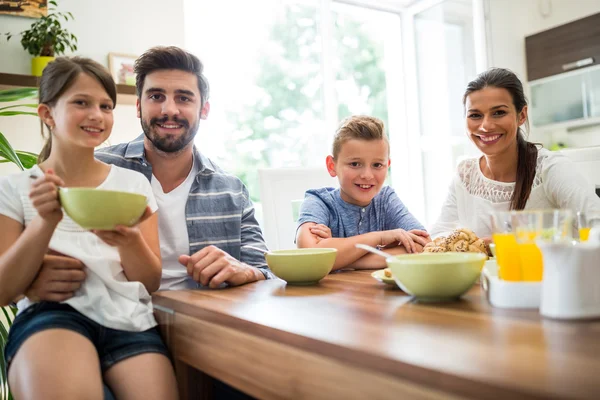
[{"xmin": 31, "ymin": 56, "xmax": 55, "ymax": 76}]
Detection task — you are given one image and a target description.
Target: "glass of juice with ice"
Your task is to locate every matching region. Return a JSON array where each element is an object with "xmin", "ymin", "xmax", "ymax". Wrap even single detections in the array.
[
  {"xmin": 576, "ymin": 212, "xmax": 600, "ymax": 242},
  {"xmin": 513, "ymin": 211, "xmax": 544, "ymax": 282},
  {"xmin": 491, "ymin": 211, "xmax": 521, "ymax": 281}
]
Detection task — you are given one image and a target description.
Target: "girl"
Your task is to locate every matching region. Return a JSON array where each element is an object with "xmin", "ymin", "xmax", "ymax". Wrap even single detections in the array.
[
  {"xmin": 0, "ymin": 57, "xmax": 177, "ymax": 399},
  {"xmin": 430, "ymin": 68, "xmax": 600, "ymax": 240}
]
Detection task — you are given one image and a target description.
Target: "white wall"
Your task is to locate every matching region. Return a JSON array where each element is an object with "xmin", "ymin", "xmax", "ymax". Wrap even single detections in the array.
[
  {"xmin": 0, "ymin": 0, "xmax": 185, "ymax": 176},
  {"xmin": 486, "ymin": 0, "xmax": 600, "ymax": 148}
]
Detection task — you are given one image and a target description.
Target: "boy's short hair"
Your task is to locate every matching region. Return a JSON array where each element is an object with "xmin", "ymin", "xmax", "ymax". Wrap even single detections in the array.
[{"xmin": 332, "ymin": 115, "xmax": 389, "ymax": 159}]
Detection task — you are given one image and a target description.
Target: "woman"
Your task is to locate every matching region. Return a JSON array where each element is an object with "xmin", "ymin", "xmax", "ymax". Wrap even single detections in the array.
[{"xmin": 430, "ymin": 68, "xmax": 600, "ymax": 241}]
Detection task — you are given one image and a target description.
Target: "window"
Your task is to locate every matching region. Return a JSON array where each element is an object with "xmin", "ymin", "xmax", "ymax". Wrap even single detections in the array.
[{"xmin": 184, "ymin": 0, "xmax": 403, "ymax": 224}]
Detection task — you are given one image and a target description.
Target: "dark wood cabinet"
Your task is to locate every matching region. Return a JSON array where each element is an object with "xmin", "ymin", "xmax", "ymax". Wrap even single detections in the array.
[
  {"xmin": 0, "ymin": 72, "xmax": 136, "ymax": 104},
  {"xmin": 525, "ymin": 12, "xmax": 600, "ymax": 81}
]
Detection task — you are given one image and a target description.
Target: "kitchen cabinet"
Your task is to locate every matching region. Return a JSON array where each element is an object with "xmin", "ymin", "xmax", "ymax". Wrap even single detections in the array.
[
  {"xmin": 525, "ymin": 12, "xmax": 600, "ymax": 81},
  {"xmin": 530, "ymin": 64, "xmax": 600, "ymax": 129}
]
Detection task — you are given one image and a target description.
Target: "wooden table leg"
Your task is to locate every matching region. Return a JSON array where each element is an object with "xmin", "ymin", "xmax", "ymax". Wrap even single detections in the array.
[
  {"xmin": 175, "ymin": 360, "xmax": 213, "ymax": 400},
  {"xmin": 154, "ymin": 307, "xmax": 214, "ymax": 400}
]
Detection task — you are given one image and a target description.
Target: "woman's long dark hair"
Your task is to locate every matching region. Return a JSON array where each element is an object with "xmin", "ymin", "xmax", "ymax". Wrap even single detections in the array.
[
  {"xmin": 37, "ymin": 57, "xmax": 117, "ymax": 163},
  {"xmin": 463, "ymin": 68, "xmax": 538, "ymax": 210}
]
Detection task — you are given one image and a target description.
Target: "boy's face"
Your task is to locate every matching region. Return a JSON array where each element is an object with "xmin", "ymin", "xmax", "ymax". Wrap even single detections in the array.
[{"xmin": 326, "ymin": 138, "xmax": 390, "ymax": 207}]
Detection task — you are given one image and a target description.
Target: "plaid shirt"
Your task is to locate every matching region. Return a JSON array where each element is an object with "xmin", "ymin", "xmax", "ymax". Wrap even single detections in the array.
[{"xmin": 95, "ymin": 135, "xmax": 273, "ymax": 281}]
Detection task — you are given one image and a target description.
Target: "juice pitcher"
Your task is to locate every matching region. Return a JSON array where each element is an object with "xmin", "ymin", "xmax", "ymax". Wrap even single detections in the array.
[{"xmin": 537, "ymin": 226, "xmax": 600, "ymax": 320}]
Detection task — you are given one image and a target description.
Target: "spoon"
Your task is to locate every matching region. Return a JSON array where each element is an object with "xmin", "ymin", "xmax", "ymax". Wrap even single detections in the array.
[
  {"xmin": 355, "ymin": 243, "xmax": 391, "ymax": 259},
  {"xmin": 243, "ymin": 244, "xmax": 270, "ymax": 254}
]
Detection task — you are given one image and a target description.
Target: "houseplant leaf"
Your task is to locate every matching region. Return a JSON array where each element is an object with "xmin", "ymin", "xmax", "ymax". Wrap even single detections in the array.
[
  {"xmin": 0, "ymin": 112, "xmax": 38, "ymax": 117},
  {"xmin": 1, "ymin": 306, "xmax": 17, "ymax": 400},
  {"xmin": 0, "ymin": 104, "xmax": 37, "ymax": 112},
  {"xmin": 0, "ymin": 89, "xmax": 38, "ymax": 103},
  {"xmin": 0, "ymin": 132, "xmax": 25, "ymax": 171},
  {"xmin": 0, "ymin": 151, "xmax": 38, "ymax": 169}
]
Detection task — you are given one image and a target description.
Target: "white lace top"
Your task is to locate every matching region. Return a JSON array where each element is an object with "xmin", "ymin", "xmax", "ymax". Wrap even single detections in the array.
[{"xmin": 429, "ymin": 148, "xmax": 600, "ymax": 238}]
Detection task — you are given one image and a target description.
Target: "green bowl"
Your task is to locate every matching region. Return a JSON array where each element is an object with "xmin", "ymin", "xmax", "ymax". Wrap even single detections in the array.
[
  {"xmin": 265, "ymin": 248, "xmax": 337, "ymax": 285},
  {"xmin": 387, "ymin": 252, "xmax": 487, "ymax": 302},
  {"xmin": 59, "ymin": 188, "xmax": 148, "ymax": 230}
]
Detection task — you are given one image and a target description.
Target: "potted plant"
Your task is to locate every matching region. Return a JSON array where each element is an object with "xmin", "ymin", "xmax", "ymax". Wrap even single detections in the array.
[
  {"xmin": 5, "ymin": 0, "xmax": 78, "ymax": 76},
  {"xmin": 0, "ymin": 88, "xmax": 39, "ymax": 170},
  {"xmin": 0, "ymin": 87, "xmax": 38, "ymax": 400},
  {"xmin": 1, "ymin": 306, "xmax": 17, "ymax": 400}
]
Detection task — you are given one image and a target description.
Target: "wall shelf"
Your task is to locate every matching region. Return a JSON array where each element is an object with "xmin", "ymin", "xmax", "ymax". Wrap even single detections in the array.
[{"xmin": 0, "ymin": 72, "xmax": 137, "ymax": 105}]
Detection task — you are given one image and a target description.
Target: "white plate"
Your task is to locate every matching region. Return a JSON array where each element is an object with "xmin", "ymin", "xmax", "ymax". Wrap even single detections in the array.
[{"xmin": 371, "ymin": 269, "xmax": 396, "ymax": 285}]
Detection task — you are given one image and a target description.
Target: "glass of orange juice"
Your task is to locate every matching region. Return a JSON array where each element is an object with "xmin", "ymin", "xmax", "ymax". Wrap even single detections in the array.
[
  {"xmin": 513, "ymin": 211, "xmax": 544, "ymax": 281},
  {"xmin": 491, "ymin": 211, "xmax": 521, "ymax": 281},
  {"xmin": 575, "ymin": 212, "xmax": 600, "ymax": 242}
]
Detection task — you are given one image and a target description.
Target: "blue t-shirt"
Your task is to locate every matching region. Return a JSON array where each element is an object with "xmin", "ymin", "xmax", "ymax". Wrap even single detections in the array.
[{"xmin": 297, "ymin": 186, "xmax": 425, "ymax": 238}]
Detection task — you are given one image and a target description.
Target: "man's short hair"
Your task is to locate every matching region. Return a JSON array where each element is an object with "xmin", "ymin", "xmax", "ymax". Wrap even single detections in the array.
[{"xmin": 134, "ymin": 46, "xmax": 210, "ymax": 107}]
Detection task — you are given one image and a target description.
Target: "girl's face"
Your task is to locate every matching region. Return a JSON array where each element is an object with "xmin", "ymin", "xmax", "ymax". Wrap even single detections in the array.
[
  {"xmin": 326, "ymin": 138, "xmax": 390, "ymax": 207},
  {"xmin": 42, "ymin": 72, "xmax": 114, "ymax": 150},
  {"xmin": 465, "ymin": 86, "xmax": 527, "ymax": 156}
]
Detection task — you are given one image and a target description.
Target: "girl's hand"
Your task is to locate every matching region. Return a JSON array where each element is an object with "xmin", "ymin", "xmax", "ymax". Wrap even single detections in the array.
[
  {"xmin": 93, "ymin": 206, "xmax": 152, "ymax": 247},
  {"xmin": 29, "ymin": 168, "xmax": 64, "ymax": 225},
  {"xmin": 309, "ymin": 224, "xmax": 332, "ymax": 243}
]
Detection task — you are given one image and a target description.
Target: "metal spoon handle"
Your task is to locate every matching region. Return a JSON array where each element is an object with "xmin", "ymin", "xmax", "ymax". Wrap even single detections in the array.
[
  {"xmin": 242, "ymin": 244, "xmax": 270, "ymax": 254},
  {"xmin": 355, "ymin": 243, "xmax": 390, "ymax": 259}
]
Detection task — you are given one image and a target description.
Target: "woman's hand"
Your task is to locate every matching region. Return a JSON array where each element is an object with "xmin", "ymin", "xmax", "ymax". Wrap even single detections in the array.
[
  {"xmin": 93, "ymin": 206, "xmax": 152, "ymax": 248},
  {"xmin": 309, "ymin": 224, "xmax": 332, "ymax": 243},
  {"xmin": 29, "ymin": 168, "xmax": 64, "ymax": 226}
]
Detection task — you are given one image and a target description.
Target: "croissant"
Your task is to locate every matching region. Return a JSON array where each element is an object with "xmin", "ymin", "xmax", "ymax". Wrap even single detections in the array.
[
  {"xmin": 449, "ymin": 239, "xmax": 469, "ymax": 252},
  {"xmin": 457, "ymin": 228, "xmax": 478, "ymax": 243},
  {"xmin": 469, "ymin": 238, "xmax": 488, "ymax": 254},
  {"xmin": 428, "ymin": 228, "xmax": 490, "ymax": 257},
  {"xmin": 423, "ymin": 246, "xmax": 446, "ymax": 253},
  {"xmin": 433, "ymin": 236, "xmax": 450, "ymax": 250}
]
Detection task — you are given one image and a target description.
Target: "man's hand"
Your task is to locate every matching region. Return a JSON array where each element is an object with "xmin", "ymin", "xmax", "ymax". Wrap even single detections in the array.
[
  {"xmin": 178, "ymin": 245, "xmax": 263, "ymax": 289},
  {"xmin": 25, "ymin": 252, "xmax": 86, "ymax": 302}
]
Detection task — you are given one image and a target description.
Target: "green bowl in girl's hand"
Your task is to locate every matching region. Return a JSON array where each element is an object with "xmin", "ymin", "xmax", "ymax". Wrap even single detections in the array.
[{"xmin": 59, "ymin": 188, "xmax": 148, "ymax": 230}]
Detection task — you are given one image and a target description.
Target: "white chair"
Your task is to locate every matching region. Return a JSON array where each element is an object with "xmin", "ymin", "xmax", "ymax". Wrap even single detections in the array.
[
  {"xmin": 559, "ymin": 146, "xmax": 600, "ymax": 195},
  {"xmin": 258, "ymin": 167, "xmax": 338, "ymax": 250}
]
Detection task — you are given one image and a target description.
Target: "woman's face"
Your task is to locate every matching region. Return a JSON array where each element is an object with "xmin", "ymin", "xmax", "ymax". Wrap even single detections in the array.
[{"xmin": 465, "ymin": 86, "xmax": 527, "ymax": 156}]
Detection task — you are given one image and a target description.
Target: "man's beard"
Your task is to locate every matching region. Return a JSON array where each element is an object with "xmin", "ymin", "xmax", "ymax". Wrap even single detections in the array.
[{"xmin": 141, "ymin": 114, "xmax": 200, "ymax": 153}]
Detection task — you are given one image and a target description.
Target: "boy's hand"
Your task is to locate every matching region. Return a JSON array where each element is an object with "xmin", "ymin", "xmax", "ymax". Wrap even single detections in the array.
[
  {"xmin": 380, "ymin": 229, "xmax": 424, "ymax": 254},
  {"xmin": 93, "ymin": 206, "xmax": 152, "ymax": 247},
  {"xmin": 29, "ymin": 168, "xmax": 64, "ymax": 226},
  {"xmin": 408, "ymin": 229, "xmax": 432, "ymax": 246},
  {"xmin": 309, "ymin": 224, "xmax": 332, "ymax": 243}
]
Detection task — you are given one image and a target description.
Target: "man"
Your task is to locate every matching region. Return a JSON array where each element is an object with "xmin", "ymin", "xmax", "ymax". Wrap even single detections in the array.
[
  {"xmin": 26, "ymin": 46, "xmax": 269, "ymax": 400},
  {"xmin": 27, "ymin": 46, "xmax": 273, "ymax": 301}
]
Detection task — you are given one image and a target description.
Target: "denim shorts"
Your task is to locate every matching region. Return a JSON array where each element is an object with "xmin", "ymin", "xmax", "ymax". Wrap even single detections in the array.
[{"xmin": 4, "ymin": 302, "xmax": 170, "ymax": 374}]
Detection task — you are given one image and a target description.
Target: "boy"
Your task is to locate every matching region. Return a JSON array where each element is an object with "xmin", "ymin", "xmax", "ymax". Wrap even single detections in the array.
[{"xmin": 296, "ymin": 115, "xmax": 430, "ymax": 270}]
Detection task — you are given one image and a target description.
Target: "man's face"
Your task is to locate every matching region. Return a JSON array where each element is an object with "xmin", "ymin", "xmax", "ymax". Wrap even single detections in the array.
[{"xmin": 137, "ymin": 69, "xmax": 209, "ymax": 153}]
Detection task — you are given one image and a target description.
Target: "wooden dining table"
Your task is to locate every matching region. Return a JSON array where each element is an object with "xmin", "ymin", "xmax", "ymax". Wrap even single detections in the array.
[{"xmin": 152, "ymin": 270, "xmax": 600, "ymax": 400}]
